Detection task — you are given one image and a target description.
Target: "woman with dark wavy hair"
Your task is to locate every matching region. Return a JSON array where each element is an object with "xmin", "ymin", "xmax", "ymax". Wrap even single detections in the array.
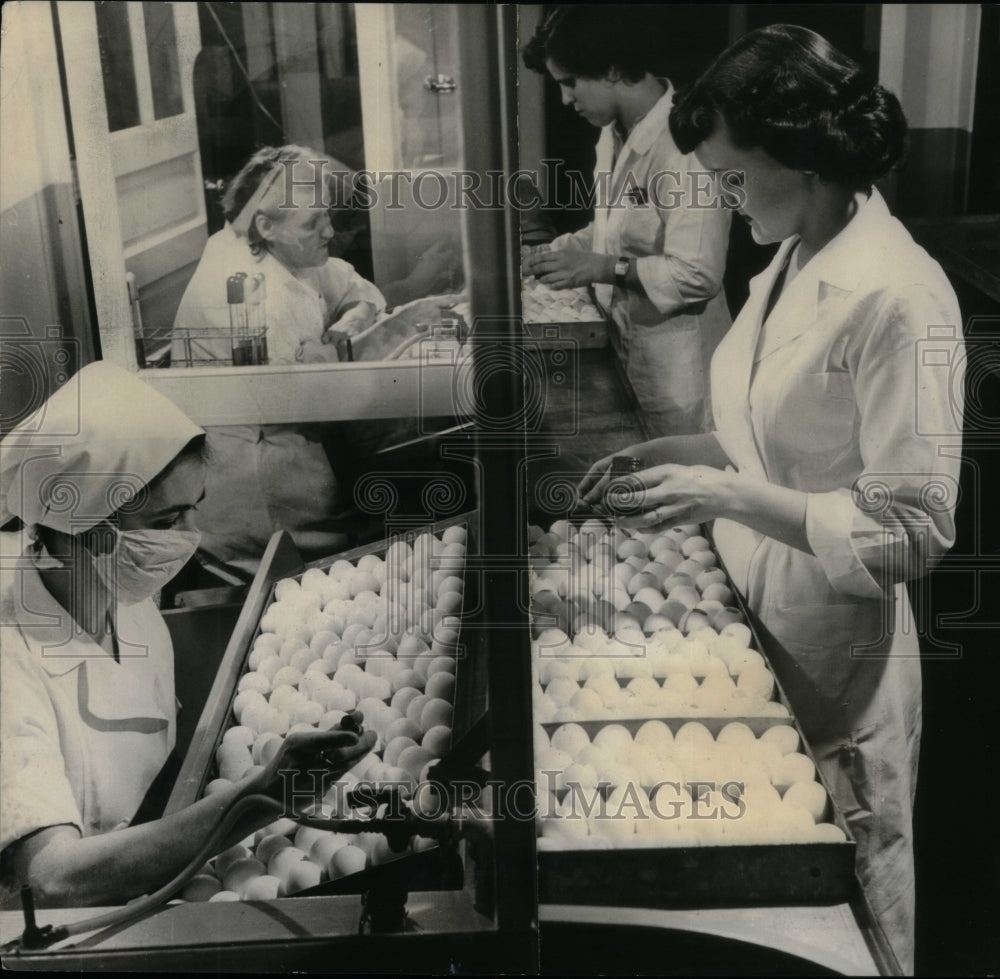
[
  {"xmin": 522, "ymin": 5, "xmax": 732, "ymax": 436},
  {"xmin": 579, "ymin": 26, "xmax": 964, "ymax": 971}
]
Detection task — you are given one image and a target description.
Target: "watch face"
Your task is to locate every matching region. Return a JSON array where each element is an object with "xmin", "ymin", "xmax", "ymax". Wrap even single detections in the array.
[{"xmin": 615, "ymin": 258, "xmax": 629, "ymax": 279}]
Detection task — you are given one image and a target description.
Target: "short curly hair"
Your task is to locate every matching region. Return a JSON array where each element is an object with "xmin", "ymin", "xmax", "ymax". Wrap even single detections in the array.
[
  {"xmin": 522, "ymin": 5, "xmax": 675, "ymax": 84},
  {"xmin": 669, "ymin": 25, "xmax": 907, "ymax": 192},
  {"xmin": 221, "ymin": 145, "xmax": 321, "ymax": 256}
]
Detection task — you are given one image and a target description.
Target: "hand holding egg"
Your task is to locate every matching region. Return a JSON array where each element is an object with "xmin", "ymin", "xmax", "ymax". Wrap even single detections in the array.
[
  {"xmin": 614, "ymin": 464, "xmax": 736, "ymax": 530},
  {"xmin": 248, "ymin": 721, "xmax": 377, "ymax": 801}
]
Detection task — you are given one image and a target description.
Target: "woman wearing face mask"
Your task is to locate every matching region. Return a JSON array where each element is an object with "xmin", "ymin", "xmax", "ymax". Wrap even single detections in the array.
[
  {"xmin": 577, "ymin": 26, "xmax": 964, "ymax": 973},
  {"xmin": 521, "ymin": 6, "xmax": 732, "ymax": 435},
  {"xmin": 0, "ymin": 362, "xmax": 374, "ymax": 907}
]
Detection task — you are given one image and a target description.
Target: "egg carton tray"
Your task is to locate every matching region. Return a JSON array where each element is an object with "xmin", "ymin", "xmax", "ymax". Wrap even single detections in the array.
[
  {"xmin": 534, "ymin": 523, "xmax": 857, "ymax": 909},
  {"xmin": 166, "ymin": 512, "xmax": 480, "ymax": 898},
  {"xmin": 521, "ymin": 278, "xmax": 605, "ymax": 324},
  {"xmin": 539, "ymin": 715, "xmax": 791, "ymax": 741},
  {"xmin": 537, "ymin": 709, "xmax": 857, "ymax": 908}
]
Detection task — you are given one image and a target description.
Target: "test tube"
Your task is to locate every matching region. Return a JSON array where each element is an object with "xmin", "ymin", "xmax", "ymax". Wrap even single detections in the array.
[
  {"xmin": 247, "ymin": 272, "xmax": 269, "ymax": 365},
  {"xmin": 228, "ymin": 272, "xmax": 249, "ymax": 365}
]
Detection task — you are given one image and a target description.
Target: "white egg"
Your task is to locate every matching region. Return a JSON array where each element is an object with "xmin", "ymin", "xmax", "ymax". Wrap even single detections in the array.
[
  {"xmin": 330, "ymin": 845, "xmax": 367, "ymax": 878},
  {"xmin": 255, "ymin": 656, "xmax": 284, "ymax": 683},
  {"xmin": 222, "ymin": 725, "xmax": 256, "ymax": 749},
  {"xmin": 422, "ymin": 725, "xmax": 452, "ymax": 756},
  {"xmin": 248, "ymin": 642, "xmax": 279, "ymax": 671},
  {"xmin": 760, "ymin": 724, "xmax": 800, "ymax": 756},
  {"xmin": 783, "ymin": 780, "xmax": 828, "ymax": 822},
  {"xmin": 222, "ymin": 857, "xmax": 266, "ymax": 898},
  {"xmin": 269, "ymin": 684, "xmax": 306, "ymax": 713},
  {"xmin": 274, "ymin": 578, "xmax": 301, "ymax": 601},
  {"xmin": 420, "ymin": 698, "xmax": 453, "ymax": 731},
  {"xmin": 290, "ymin": 700, "xmax": 325, "ymax": 727}
]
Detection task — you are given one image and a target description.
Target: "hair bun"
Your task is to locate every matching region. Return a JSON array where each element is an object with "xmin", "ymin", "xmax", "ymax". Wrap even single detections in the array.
[
  {"xmin": 829, "ymin": 83, "xmax": 907, "ymax": 187},
  {"xmin": 670, "ymin": 25, "xmax": 910, "ymax": 192},
  {"xmin": 836, "ymin": 83, "xmax": 884, "ymax": 123}
]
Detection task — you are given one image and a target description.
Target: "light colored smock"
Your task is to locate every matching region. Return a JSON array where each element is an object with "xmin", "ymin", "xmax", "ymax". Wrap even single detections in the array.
[
  {"xmin": 0, "ymin": 535, "xmax": 176, "ymax": 862},
  {"xmin": 550, "ymin": 87, "xmax": 732, "ymax": 435},
  {"xmin": 173, "ymin": 223, "xmax": 385, "ymax": 366},
  {"xmin": 173, "ymin": 225, "xmax": 387, "ymax": 569},
  {"xmin": 0, "ymin": 360, "xmax": 198, "ymax": 894},
  {"xmin": 711, "ymin": 189, "xmax": 964, "ymax": 974}
]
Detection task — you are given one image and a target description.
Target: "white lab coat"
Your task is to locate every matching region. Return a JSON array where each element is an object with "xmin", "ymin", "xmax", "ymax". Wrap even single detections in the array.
[
  {"xmin": 711, "ymin": 190, "xmax": 964, "ymax": 973},
  {"xmin": 550, "ymin": 87, "xmax": 732, "ymax": 435},
  {"xmin": 0, "ymin": 535, "xmax": 176, "ymax": 879},
  {"xmin": 173, "ymin": 224, "xmax": 385, "ymax": 366},
  {"xmin": 172, "ymin": 226, "xmax": 387, "ymax": 569}
]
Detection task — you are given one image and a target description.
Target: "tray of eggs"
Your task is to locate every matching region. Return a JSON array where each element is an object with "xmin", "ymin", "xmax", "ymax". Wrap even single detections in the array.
[
  {"xmin": 177, "ymin": 521, "xmax": 471, "ymax": 904},
  {"xmin": 522, "ymin": 276, "xmax": 605, "ymax": 327},
  {"xmin": 528, "ymin": 517, "xmax": 856, "ymax": 907}
]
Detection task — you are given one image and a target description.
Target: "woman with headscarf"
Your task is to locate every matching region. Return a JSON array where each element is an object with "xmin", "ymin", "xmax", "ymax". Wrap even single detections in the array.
[
  {"xmin": 0, "ymin": 362, "xmax": 373, "ymax": 907},
  {"xmin": 577, "ymin": 26, "xmax": 964, "ymax": 973}
]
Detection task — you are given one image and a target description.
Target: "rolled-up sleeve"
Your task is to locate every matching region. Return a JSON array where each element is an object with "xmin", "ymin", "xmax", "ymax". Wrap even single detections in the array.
[
  {"xmin": 548, "ymin": 225, "xmax": 595, "ymax": 253},
  {"xmin": 634, "ymin": 163, "xmax": 730, "ymax": 316},
  {"xmin": 805, "ymin": 286, "xmax": 964, "ymax": 598},
  {"xmin": 0, "ymin": 652, "xmax": 82, "ymax": 854},
  {"xmin": 325, "ymin": 260, "xmax": 386, "ymax": 319}
]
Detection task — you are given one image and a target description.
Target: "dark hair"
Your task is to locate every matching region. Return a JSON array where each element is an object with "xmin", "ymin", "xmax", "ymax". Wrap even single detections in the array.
[
  {"xmin": 146, "ymin": 434, "xmax": 210, "ymax": 494},
  {"xmin": 30, "ymin": 436, "xmax": 209, "ymax": 558},
  {"xmin": 669, "ymin": 25, "xmax": 907, "ymax": 191},
  {"xmin": 522, "ymin": 5, "xmax": 673, "ymax": 84}
]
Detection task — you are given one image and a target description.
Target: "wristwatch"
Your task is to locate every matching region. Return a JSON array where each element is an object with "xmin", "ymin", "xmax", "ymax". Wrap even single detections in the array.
[{"xmin": 613, "ymin": 256, "xmax": 630, "ymax": 288}]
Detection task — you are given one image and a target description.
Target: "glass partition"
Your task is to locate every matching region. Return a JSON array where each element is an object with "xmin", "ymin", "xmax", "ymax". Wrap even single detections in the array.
[{"xmin": 68, "ymin": 2, "xmax": 469, "ymax": 377}]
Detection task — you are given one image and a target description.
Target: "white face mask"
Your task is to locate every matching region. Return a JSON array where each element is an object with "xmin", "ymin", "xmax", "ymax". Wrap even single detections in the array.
[{"xmin": 92, "ymin": 528, "xmax": 202, "ymax": 606}]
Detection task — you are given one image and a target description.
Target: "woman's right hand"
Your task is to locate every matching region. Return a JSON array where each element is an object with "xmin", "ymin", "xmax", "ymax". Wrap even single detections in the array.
[
  {"xmin": 577, "ymin": 449, "xmax": 640, "ymax": 506},
  {"xmin": 577, "ymin": 434, "xmax": 731, "ymax": 508}
]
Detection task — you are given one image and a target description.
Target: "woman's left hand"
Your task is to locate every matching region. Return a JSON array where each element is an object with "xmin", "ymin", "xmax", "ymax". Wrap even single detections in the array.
[
  {"xmin": 523, "ymin": 249, "xmax": 613, "ymax": 289},
  {"xmin": 610, "ymin": 464, "xmax": 736, "ymax": 529}
]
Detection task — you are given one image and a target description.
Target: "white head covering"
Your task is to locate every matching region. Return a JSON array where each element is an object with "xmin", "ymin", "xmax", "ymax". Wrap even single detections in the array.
[
  {"xmin": 229, "ymin": 146, "xmax": 357, "ymax": 238},
  {"xmin": 0, "ymin": 361, "xmax": 204, "ymax": 535}
]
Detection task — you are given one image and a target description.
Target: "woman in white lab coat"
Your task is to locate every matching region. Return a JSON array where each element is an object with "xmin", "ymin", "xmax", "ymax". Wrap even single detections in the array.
[
  {"xmin": 579, "ymin": 26, "xmax": 964, "ymax": 973},
  {"xmin": 173, "ymin": 146, "xmax": 388, "ymax": 571},
  {"xmin": 522, "ymin": 6, "xmax": 732, "ymax": 435},
  {"xmin": 0, "ymin": 362, "xmax": 373, "ymax": 907}
]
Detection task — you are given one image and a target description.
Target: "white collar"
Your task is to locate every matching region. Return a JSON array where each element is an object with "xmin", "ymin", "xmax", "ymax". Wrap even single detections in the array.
[
  {"xmin": 607, "ymin": 83, "xmax": 675, "ymax": 157},
  {"xmin": 3, "ymin": 535, "xmax": 147, "ymax": 677}
]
